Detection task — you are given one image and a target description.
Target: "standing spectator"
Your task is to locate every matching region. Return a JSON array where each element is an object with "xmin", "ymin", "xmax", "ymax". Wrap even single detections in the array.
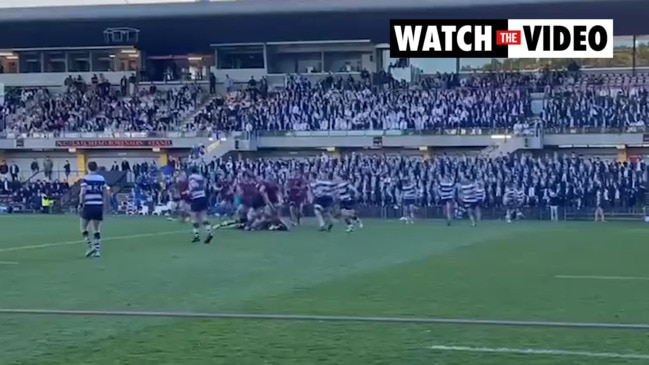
[
  {"xmin": 121, "ymin": 158, "xmax": 131, "ymax": 172},
  {"xmin": 209, "ymin": 72, "xmax": 216, "ymax": 95},
  {"xmin": 0, "ymin": 160, "xmax": 8, "ymax": 177},
  {"xmin": 63, "ymin": 160, "xmax": 71, "ymax": 180},
  {"xmin": 9, "ymin": 162, "xmax": 19, "ymax": 182},
  {"xmin": 43, "ymin": 156, "xmax": 53, "ymax": 181},
  {"xmin": 110, "ymin": 161, "xmax": 120, "ymax": 171},
  {"xmin": 30, "ymin": 158, "xmax": 39, "ymax": 175}
]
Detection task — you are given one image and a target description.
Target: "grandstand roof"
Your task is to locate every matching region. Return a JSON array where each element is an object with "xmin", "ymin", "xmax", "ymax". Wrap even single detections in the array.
[
  {"xmin": 0, "ymin": 0, "xmax": 645, "ymax": 53},
  {"xmin": 0, "ymin": 0, "xmax": 639, "ymax": 22}
]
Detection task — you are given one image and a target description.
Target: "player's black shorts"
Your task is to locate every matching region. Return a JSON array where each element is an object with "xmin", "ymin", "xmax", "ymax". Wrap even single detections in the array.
[
  {"xmin": 81, "ymin": 205, "xmax": 104, "ymax": 221},
  {"xmin": 463, "ymin": 201, "xmax": 478, "ymax": 209},
  {"xmin": 314, "ymin": 196, "xmax": 333, "ymax": 210},
  {"xmin": 190, "ymin": 197, "xmax": 209, "ymax": 213},
  {"xmin": 340, "ymin": 199, "xmax": 355, "ymax": 211},
  {"xmin": 441, "ymin": 198, "xmax": 454, "ymax": 205},
  {"xmin": 403, "ymin": 198, "xmax": 417, "ymax": 207}
]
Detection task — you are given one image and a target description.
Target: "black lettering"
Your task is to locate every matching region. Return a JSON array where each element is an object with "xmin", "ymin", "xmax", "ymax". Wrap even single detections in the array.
[
  {"xmin": 542, "ymin": 26, "xmax": 551, "ymax": 51},
  {"xmin": 553, "ymin": 26, "xmax": 571, "ymax": 51},
  {"xmin": 588, "ymin": 26, "xmax": 607, "ymax": 51},
  {"xmin": 523, "ymin": 26, "xmax": 542, "ymax": 51},
  {"xmin": 574, "ymin": 26, "xmax": 587, "ymax": 51}
]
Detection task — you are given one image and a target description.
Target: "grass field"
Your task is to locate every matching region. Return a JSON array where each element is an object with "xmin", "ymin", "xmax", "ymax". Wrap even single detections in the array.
[{"xmin": 1, "ymin": 215, "xmax": 649, "ymax": 365}]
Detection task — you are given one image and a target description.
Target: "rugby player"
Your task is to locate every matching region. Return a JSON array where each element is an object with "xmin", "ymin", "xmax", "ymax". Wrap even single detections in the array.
[
  {"xmin": 79, "ymin": 161, "xmax": 109, "ymax": 258},
  {"xmin": 504, "ymin": 183, "xmax": 517, "ymax": 223},
  {"xmin": 516, "ymin": 185, "xmax": 526, "ymax": 220},
  {"xmin": 188, "ymin": 167, "xmax": 213, "ymax": 243},
  {"xmin": 250, "ymin": 179, "xmax": 283, "ymax": 230},
  {"xmin": 475, "ymin": 180, "xmax": 486, "ymax": 221},
  {"xmin": 336, "ymin": 175, "xmax": 362, "ymax": 232},
  {"xmin": 169, "ymin": 172, "xmax": 190, "ymax": 223},
  {"xmin": 309, "ymin": 173, "xmax": 336, "ymax": 231},
  {"xmin": 438, "ymin": 175, "xmax": 456, "ymax": 226},
  {"xmin": 288, "ymin": 171, "xmax": 307, "ymax": 226},
  {"xmin": 548, "ymin": 186, "xmax": 559, "ymax": 222},
  {"xmin": 459, "ymin": 177, "xmax": 478, "ymax": 227},
  {"xmin": 595, "ymin": 187, "xmax": 606, "ymax": 222},
  {"xmin": 214, "ymin": 174, "xmax": 257, "ymax": 230},
  {"xmin": 400, "ymin": 177, "xmax": 418, "ymax": 225}
]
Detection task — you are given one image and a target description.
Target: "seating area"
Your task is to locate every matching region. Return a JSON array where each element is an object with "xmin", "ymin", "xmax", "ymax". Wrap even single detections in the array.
[{"xmin": 2, "ymin": 71, "xmax": 648, "ymax": 135}]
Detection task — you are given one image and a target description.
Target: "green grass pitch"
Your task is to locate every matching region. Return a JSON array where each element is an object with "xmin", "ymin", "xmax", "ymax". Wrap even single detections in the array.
[{"xmin": 1, "ymin": 215, "xmax": 649, "ymax": 365}]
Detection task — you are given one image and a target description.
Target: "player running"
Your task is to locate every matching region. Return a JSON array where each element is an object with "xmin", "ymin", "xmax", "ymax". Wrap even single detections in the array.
[
  {"xmin": 169, "ymin": 172, "xmax": 190, "ymax": 223},
  {"xmin": 288, "ymin": 171, "xmax": 307, "ymax": 226},
  {"xmin": 309, "ymin": 174, "xmax": 336, "ymax": 231},
  {"xmin": 337, "ymin": 175, "xmax": 363, "ymax": 232},
  {"xmin": 438, "ymin": 176, "xmax": 456, "ymax": 226},
  {"xmin": 474, "ymin": 180, "xmax": 486, "ymax": 221},
  {"xmin": 504, "ymin": 183, "xmax": 517, "ymax": 223},
  {"xmin": 459, "ymin": 177, "xmax": 478, "ymax": 227},
  {"xmin": 516, "ymin": 185, "xmax": 526, "ymax": 220},
  {"xmin": 400, "ymin": 177, "xmax": 418, "ymax": 224},
  {"xmin": 188, "ymin": 167, "xmax": 213, "ymax": 244},
  {"xmin": 79, "ymin": 161, "xmax": 109, "ymax": 258}
]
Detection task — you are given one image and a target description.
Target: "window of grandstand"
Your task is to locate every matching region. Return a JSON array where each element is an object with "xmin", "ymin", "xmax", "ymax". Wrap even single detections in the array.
[
  {"xmin": 637, "ymin": 35, "xmax": 649, "ymax": 67},
  {"xmin": 0, "ymin": 0, "xmax": 197, "ymax": 8},
  {"xmin": 216, "ymin": 46, "xmax": 265, "ymax": 70}
]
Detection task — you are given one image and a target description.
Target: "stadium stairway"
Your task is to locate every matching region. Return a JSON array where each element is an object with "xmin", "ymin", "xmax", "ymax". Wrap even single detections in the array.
[{"xmin": 201, "ymin": 132, "xmax": 258, "ymax": 160}]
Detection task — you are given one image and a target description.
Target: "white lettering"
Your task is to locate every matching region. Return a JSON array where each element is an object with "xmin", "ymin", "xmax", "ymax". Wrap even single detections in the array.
[
  {"xmin": 441, "ymin": 25, "xmax": 457, "ymax": 52},
  {"xmin": 474, "ymin": 25, "xmax": 492, "ymax": 51},
  {"xmin": 456, "ymin": 26, "xmax": 472, "ymax": 52},
  {"xmin": 422, "ymin": 26, "xmax": 442, "ymax": 52},
  {"xmin": 393, "ymin": 25, "xmax": 422, "ymax": 51}
]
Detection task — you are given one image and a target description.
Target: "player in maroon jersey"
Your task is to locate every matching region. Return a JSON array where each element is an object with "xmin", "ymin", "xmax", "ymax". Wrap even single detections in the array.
[
  {"xmin": 170, "ymin": 174, "xmax": 190, "ymax": 223},
  {"xmin": 287, "ymin": 172, "xmax": 307, "ymax": 225}
]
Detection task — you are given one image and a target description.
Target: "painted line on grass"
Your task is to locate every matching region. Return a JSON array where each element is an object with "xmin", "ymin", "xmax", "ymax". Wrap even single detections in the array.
[
  {"xmin": 430, "ymin": 345, "xmax": 649, "ymax": 360},
  {"xmin": 556, "ymin": 275, "xmax": 649, "ymax": 281},
  {"xmin": 1, "ymin": 308, "xmax": 649, "ymax": 331},
  {"xmin": 0, "ymin": 261, "xmax": 18, "ymax": 265},
  {"xmin": 0, "ymin": 230, "xmax": 187, "ymax": 253}
]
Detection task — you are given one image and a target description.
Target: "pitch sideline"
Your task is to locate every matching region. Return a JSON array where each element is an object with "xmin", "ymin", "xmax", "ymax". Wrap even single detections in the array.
[{"xmin": 430, "ymin": 344, "xmax": 649, "ymax": 360}]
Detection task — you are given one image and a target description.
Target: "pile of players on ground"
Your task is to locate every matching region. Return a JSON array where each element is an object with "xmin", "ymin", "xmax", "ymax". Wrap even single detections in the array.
[
  {"xmin": 158, "ymin": 153, "xmax": 647, "ymax": 226},
  {"xmin": 0, "ymin": 78, "xmax": 205, "ymax": 136},
  {"xmin": 3, "ymin": 71, "xmax": 649, "ymax": 135}
]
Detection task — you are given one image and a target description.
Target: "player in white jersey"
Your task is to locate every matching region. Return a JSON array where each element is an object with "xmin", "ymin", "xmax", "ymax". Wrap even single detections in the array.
[
  {"xmin": 474, "ymin": 181, "xmax": 486, "ymax": 221},
  {"xmin": 309, "ymin": 173, "xmax": 336, "ymax": 231},
  {"xmin": 400, "ymin": 178, "xmax": 418, "ymax": 224},
  {"xmin": 438, "ymin": 176, "xmax": 456, "ymax": 226},
  {"xmin": 460, "ymin": 178, "xmax": 478, "ymax": 227},
  {"xmin": 188, "ymin": 166, "xmax": 213, "ymax": 244},
  {"xmin": 595, "ymin": 188, "xmax": 606, "ymax": 222},
  {"xmin": 336, "ymin": 175, "xmax": 363, "ymax": 232},
  {"xmin": 79, "ymin": 161, "xmax": 109, "ymax": 258},
  {"xmin": 515, "ymin": 186, "xmax": 526, "ymax": 220},
  {"xmin": 503, "ymin": 184, "xmax": 517, "ymax": 223}
]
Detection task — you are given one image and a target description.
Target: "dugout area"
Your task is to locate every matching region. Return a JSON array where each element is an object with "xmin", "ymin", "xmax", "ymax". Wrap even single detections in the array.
[{"xmin": 1, "ymin": 215, "xmax": 648, "ymax": 364}]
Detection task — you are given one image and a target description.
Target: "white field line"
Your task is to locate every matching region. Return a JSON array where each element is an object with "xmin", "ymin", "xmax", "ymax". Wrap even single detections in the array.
[
  {"xmin": 0, "ymin": 230, "xmax": 187, "ymax": 253},
  {"xmin": 0, "ymin": 261, "xmax": 19, "ymax": 265},
  {"xmin": 430, "ymin": 345, "xmax": 649, "ymax": 360},
  {"xmin": 555, "ymin": 275, "xmax": 649, "ymax": 281}
]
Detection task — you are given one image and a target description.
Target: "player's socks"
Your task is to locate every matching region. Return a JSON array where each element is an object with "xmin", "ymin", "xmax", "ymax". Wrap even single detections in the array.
[
  {"xmin": 203, "ymin": 221, "xmax": 213, "ymax": 244},
  {"xmin": 92, "ymin": 232, "xmax": 101, "ymax": 257},
  {"xmin": 192, "ymin": 223, "xmax": 200, "ymax": 243},
  {"xmin": 82, "ymin": 231, "xmax": 95, "ymax": 257}
]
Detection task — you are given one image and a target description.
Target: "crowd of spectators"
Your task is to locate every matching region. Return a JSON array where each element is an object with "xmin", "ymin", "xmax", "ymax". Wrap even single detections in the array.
[
  {"xmin": 0, "ymin": 78, "xmax": 205, "ymax": 136},
  {"xmin": 3, "ymin": 71, "xmax": 649, "ymax": 136}
]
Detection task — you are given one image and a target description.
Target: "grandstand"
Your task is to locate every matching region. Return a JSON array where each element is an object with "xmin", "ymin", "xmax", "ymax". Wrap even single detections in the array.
[{"xmin": 2, "ymin": 1, "xmax": 649, "ymax": 365}]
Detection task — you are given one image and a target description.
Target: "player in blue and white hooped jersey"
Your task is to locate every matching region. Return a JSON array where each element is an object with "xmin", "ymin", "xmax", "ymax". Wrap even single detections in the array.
[
  {"xmin": 188, "ymin": 166, "xmax": 213, "ymax": 244},
  {"xmin": 79, "ymin": 161, "xmax": 108, "ymax": 258},
  {"xmin": 336, "ymin": 175, "xmax": 363, "ymax": 232},
  {"xmin": 503, "ymin": 183, "xmax": 517, "ymax": 223},
  {"xmin": 438, "ymin": 176, "xmax": 456, "ymax": 226},
  {"xmin": 400, "ymin": 177, "xmax": 418, "ymax": 225},
  {"xmin": 474, "ymin": 180, "xmax": 486, "ymax": 222},
  {"xmin": 309, "ymin": 173, "xmax": 336, "ymax": 231},
  {"xmin": 459, "ymin": 178, "xmax": 478, "ymax": 227},
  {"xmin": 515, "ymin": 185, "xmax": 526, "ymax": 220}
]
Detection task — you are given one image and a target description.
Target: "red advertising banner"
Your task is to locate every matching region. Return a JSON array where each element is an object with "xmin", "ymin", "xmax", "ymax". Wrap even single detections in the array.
[{"xmin": 55, "ymin": 139, "xmax": 173, "ymax": 148}]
